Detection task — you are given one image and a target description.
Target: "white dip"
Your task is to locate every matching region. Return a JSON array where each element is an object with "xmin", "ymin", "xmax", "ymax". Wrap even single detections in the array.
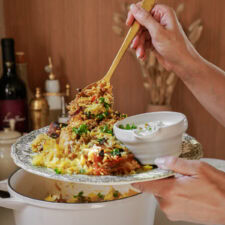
[{"xmin": 134, "ymin": 121, "xmax": 164, "ymax": 137}]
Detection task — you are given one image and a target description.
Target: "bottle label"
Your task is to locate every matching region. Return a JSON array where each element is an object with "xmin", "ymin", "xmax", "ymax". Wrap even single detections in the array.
[{"xmin": 0, "ymin": 99, "xmax": 27, "ymax": 132}]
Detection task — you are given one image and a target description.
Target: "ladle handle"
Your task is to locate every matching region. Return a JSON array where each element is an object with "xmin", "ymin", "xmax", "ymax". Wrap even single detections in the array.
[{"xmin": 104, "ymin": 0, "xmax": 155, "ymax": 82}]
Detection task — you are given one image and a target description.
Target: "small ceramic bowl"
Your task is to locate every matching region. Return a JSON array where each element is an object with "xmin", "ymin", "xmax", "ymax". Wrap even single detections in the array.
[{"xmin": 114, "ymin": 112, "xmax": 188, "ymax": 164}]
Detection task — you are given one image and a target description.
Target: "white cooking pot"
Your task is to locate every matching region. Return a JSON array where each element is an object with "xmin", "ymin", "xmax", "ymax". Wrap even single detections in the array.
[{"xmin": 0, "ymin": 169, "xmax": 156, "ymax": 225}]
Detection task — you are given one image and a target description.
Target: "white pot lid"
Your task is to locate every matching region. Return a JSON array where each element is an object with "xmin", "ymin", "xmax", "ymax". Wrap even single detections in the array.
[{"xmin": 0, "ymin": 128, "xmax": 21, "ymax": 143}]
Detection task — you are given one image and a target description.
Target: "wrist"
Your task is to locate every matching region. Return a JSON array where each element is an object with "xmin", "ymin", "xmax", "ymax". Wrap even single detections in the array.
[
  {"xmin": 173, "ymin": 53, "xmax": 203, "ymax": 80},
  {"xmin": 172, "ymin": 43, "xmax": 207, "ymax": 83}
]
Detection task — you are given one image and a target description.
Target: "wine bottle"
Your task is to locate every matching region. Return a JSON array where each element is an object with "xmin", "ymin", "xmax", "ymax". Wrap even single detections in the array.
[{"xmin": 0, "ymin": 38, "xmax": 28, "ymax": 132}]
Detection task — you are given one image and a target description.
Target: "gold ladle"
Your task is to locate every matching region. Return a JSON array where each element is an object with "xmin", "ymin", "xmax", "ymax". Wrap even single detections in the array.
[{"xmin": 84, "ymin": 0, "xmax": 155, "ymax": 90}]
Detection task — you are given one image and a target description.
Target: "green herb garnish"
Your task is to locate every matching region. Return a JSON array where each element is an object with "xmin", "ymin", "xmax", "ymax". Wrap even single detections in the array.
[
  {"xmin": 111, "ymin": 148, "xmax": 121, "ymax": 156},
  {"xmin": 85, "ymin": 112, "xmax": 94, "ymax": 119},
  {"xmin": 100, "ymin": 125, "xmax": 113, "ymax": 135},
  {"xmin": 98, "ymin": 138, "xmax": 107, "ymax": 145},
  {"xmin": 54, "ymin": 168, "xmax": 61, "ymax": 174},
  {"xmin": 74, "ymin": 191, "xmax": 84, "ymax": 199},
  {"xmin": 113, "ymin": 191, "xmax": 119, "ymax": 198},
  {"xmin": 97, "ymin": 113, "xmax": 105, "ymax": 121},
  {"xmin": 99, "ymin": 97, "xmax": 111, "ymax": 109},
  {"xmin": 96, "ymin": 111, "xmax": 109, "ymax": 121},
  {"xmin": 97, "ymin": 192, "xmax": 105, "ymax": 199},
  {"xmin": 78, "ymin": 191, "xmax": 84, "ymax": 197},
  {"xmin": 119, "ymin": 123, "xmax": 137, "ymax": 130},
  {"xmin": 79, "ymin": 169, "xmax": 86, "ymax": 174},
  {"xmin": 72, "ymin": 124, "xmax": 88, "ymax": 136},
  {"xmin": 119, "ymin": 125, "xmax": 125, "ymax": 129}
]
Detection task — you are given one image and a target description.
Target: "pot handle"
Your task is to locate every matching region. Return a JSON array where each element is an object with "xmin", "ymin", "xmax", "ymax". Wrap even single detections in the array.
[
  {"xmin": 0, "ymin": 179, "xmax": 26, "ymax": 210},
  {"xmin": 0, "ymin": 179, "xmax": 8, "ymax": 191}
]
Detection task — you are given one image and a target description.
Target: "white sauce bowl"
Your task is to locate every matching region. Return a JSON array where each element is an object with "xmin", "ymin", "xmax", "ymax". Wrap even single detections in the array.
[{"xmin": 114, "ymin": 112, "xmax": 188, "ymax": 164}]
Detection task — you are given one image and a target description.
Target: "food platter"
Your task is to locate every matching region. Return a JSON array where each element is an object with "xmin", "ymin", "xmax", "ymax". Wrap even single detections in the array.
[{"xmin": 11, "ymin": 126, "xmax": 203, "ymax": 185}]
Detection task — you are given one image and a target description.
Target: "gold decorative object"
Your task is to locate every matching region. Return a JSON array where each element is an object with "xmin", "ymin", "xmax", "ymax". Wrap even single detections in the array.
[
  {"xmin": 112, "ymin": 2, "xmax": 203, "ymax": 111},
  {"xmin": 29, "ymin": 88, "xmax": 49, "ymax": 130},
  {"xmin": 45, "ymin": 57, "xmax": 55, "ymax": 80}
]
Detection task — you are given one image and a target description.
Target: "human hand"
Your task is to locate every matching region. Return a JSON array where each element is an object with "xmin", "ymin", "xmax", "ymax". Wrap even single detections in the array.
[
  {"xmin": 132, "ymin": 157, "xmax": 225, "ymax": 225},
  {"xmin": 126, "ymin": 3, "xmax": 199, "ymax": 73}
]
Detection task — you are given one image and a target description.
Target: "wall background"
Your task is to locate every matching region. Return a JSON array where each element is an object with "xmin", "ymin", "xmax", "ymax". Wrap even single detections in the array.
[
  {"xmin": 0, "ymin": 0, "xmax": 5, "ymax": 70},
  {"xmin": 3, "ymin": 0, "xmax": 225, "ymax": 159}
]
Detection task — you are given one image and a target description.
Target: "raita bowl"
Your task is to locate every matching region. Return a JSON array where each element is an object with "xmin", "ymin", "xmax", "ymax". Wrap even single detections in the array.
[{"xmin": 114, "ymin": 112, "xmax": 188, "ymax": 164}]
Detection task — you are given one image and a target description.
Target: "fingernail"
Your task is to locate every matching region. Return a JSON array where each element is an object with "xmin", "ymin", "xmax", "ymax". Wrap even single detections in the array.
[
  {"xmin": 136, "ymin": 47, "xmax": 142, "ymax": 58},
  {"xmin": 130, "ymin": 4, "xmax": 135, "ymax": 10},
  {"xmin": 136, "ymin": 51, "xmax": 140, "ymax": 58},
  {"xmin": 130, "ymin": 4, "xmax": 138, "ymax": 12},
  {"xmin": 155, "ymin": 157, "xmax": 168, "ymax": 169}
]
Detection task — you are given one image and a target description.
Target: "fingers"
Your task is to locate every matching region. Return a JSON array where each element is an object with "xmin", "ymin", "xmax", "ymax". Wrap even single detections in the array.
[
  {"xmin": 129, "ymin": 4, "xmax": 161, "ymax": 38},
  {"xmin": 130, "ymin": 29, "xmax": 143, "ymax": 49},
  {"xmin": 155, "ymin": 157, "xmax": 201, "ymax": 176},
  {"xmin": 151, "ymin": 4, "xmax": 176, "ymax": 29},
  {"xmin": 126, "ymin": 10, "xmax": 134, "ymax": 26},
  {"xmin": 132, "ymin": 177, "xmax": 176, "ymax": 197},
  {"xmin": 126, "ymin": 2, "xmax": 142, "ymax": 26},
  {"xmin": 131, "ymin": 30, "xmax": 151, "ymax": 59},
  {"xmin": 136, "ymin": 31, "xmax": 146, "ymax": 58}
]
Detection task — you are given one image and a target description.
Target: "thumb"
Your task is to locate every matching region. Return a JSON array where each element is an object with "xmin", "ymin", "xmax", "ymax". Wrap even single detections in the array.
[
  {"xmin": 155, "ymin": 156, "xmax": 200, "ymax": 176},
  {"xmin": 130, "ymin": 4, "xmax": 161, "ymax": 38}
]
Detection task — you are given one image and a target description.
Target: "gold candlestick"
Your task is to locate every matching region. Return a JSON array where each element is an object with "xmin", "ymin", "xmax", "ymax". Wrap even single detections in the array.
[{"xmin": 29, "ymin": 88, "xmax": 49, "ymax": 130}]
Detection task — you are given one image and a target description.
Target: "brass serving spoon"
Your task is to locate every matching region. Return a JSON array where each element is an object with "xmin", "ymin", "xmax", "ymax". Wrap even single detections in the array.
[{"xmin": 83, "ymin": 0, "xmax": 155, "ymax": 90}]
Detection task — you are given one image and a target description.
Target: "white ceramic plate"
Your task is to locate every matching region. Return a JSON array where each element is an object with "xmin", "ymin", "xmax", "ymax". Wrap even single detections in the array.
[{"xmin": 11, "ymin": 127, "xmax": 203, "ymax": 185}]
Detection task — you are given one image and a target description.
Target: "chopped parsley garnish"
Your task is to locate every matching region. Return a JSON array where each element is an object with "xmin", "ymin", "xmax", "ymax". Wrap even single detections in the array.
[
  {"xmin": 96, "ymin": 111, "xmax": 109, "ymax": 121},
  {"xmin": 78, "ymin": 191, "xmax": 84, "ymax": 197},
  {"xmin": 111, "ymin": 148, "xmax": 121, "ymax": 157},
  {"xmin": 98, "ymin": 138, "xmax": 107, "ymax": 145},
  {"xmin": 97, "ymin": 113, "xmax": 105, "ymax": 121},
  {"xmin": 72, "ymin": 124, "xmax": 88, "ymax": 136},
  {"xmin": 79, "ymin": 169, "xmax": 86, "ymax": 174},
  {"xmin": 113, "ymin": 191, "xmax": 119, "ymax": 198},
  {"xmin": 103, "ymin": 111, "xmax": 109, "ymax": 117},
  {"xmin": 119, "ymin": 123, "xmax": 137, "ymax": 130},
  {"xmin": 100, "ymin": 125, "xmax": 113, "ymax": 135},
  {"xmin": 60, "ymin": 123, "xmax": 68, "ymax": 128},
  {"xmin": 97, "ymin": 192, "xmax": 104, "ymax": 199},
  {"xmin": 99, "ymin": 97, "xmax": 105, "ymax": 104},
  {"xmin": 74, "ymin": 191, "xmax": 84, "ymax": 199},
  {"xmin": 99, "ymin": 97, "xmax": 111, "ymax": 109},
  {"xmin": 54, "ymin": 168, "xmax": 61, "ymax": 174},
  {"xmin": 85, "ymin": 112, "xmax": 94, "ymax": 119}
]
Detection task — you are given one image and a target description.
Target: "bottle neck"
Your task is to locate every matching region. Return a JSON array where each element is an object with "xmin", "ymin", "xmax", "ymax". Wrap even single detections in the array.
[{"xmin": 2, "ymin": 62, "xmax": 17, "ymax": 78}]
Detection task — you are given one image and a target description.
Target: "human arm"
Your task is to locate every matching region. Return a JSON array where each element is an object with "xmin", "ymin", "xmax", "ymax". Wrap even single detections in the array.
[
  {"xmin": 127, "ymin": 3, "xmax": 225, "ymax": 126},
  {"xmin": 132, "ymin": 157, "xmax": 225, "ymax": 225}
]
